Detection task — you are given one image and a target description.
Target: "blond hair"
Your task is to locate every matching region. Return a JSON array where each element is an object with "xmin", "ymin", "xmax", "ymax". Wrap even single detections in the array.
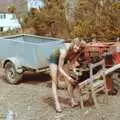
[
  {"xmin": 72, "ymin": 37, "xmax": 80, "ymax": 45},
  {"xmin": 72, "ymin": 37, "xmax": 86, "ymax": 47}
]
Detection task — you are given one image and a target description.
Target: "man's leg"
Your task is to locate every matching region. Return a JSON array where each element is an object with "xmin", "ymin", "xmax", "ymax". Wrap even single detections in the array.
[{"xmin": 49, "ymin": 63, "xmax": 62, "ymax": 112}]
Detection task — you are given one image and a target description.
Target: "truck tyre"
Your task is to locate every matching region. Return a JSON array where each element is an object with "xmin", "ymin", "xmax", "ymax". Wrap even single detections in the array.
[{"xmin": 4, "ymin": 62, "xmax": 23, "ymax": 84}]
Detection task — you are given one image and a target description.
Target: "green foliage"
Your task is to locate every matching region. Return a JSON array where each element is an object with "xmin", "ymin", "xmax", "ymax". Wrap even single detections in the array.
[
  {"xmin": 7, "ymin": 4, "xmax": 16, "ymax": 13},
  {"xmin": 112, "ymin": 1, "xmax": 120, "ymax": 9},
  {"xmin": 70, "ymin": 19, "xmax": 95, "ymax": 38},
  {"xmin": 0, "ymin": 29, "xmax": 19, "ymax": 37}
]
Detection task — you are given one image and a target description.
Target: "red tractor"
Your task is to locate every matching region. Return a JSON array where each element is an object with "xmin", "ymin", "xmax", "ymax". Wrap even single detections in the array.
[{"xmin": 71, "ymin": 41, "xmax": 120, "ymax": 93}]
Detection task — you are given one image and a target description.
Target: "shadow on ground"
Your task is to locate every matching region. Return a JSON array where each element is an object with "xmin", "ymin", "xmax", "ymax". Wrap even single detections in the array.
[
  {"xmin": 19, "ymin": 72, "xmax": 51, "ymax": 85},
  {"xmin": 42, "ymin": 96, "xmax": 71, "ymax": 108}
]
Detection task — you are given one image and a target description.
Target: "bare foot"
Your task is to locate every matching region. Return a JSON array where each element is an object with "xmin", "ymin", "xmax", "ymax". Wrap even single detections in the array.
[
  {"xmin": 56, "ymin": 107, "xmax": 62, "ymax": 113},
  {"xmin": 71, "ymin": 102, "xmax": 80, "ymax": 108}
]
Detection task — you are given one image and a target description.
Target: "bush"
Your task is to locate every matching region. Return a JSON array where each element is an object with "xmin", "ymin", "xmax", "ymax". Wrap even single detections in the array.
[
  {"xmin": 70, "ymin": 0, "xmax": 120, "ymax": 40},
  {"xmin": 23, "ymin": 0, "xmax": 69, "ymax": 39},
  {"xmin": 23, "ymin": 0, "xmax": 120, "ymax": 41}
]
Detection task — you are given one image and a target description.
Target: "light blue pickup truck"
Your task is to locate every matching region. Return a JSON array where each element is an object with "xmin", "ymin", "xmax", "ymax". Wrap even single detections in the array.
[{"xmin": 0, "ymin": 34, "xmax": 64, "ymax": 84}]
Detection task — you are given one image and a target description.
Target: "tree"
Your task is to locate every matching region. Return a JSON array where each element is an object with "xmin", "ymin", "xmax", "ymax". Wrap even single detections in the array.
[
  {"xmin": 71, "ymin": 0, "xmax": 120, "ymax": 40},
  {"xmin": 24, "ymin": 0, "xmax": 69, "ymax": 39},
  {"xmin": 8, "ymin": 4, "xmax": 16, "ymax": 13},
  {"xmin": 23, "ymin": 0, "xmax": 120, "ymax": 41},
  {"xmin": 64, "ymin": 0, "xmax": 78, "ymax": 26}
]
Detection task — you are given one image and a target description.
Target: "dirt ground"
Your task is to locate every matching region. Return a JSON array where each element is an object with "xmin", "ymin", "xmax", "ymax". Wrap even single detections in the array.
[{"xmin": 0, "ymin": 68, "xmax": 120, "ymax": 120}]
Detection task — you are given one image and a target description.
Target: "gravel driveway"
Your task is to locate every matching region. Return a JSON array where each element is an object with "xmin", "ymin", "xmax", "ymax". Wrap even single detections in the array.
[{"xmin": 0, "ymin": 68, "xmax": 120, "ymax": 120}]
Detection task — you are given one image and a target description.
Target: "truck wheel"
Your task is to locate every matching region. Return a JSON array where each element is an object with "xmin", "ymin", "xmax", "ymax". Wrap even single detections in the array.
[{"xmin": 4, "ymin": 62, "xmax": 23, "ymax": 84}]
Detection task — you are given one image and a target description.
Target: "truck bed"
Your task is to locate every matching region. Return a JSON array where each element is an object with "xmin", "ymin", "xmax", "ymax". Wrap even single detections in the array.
[
  {"xmin": 2, "ymin": 34, "xmax": 62, "ymax": 44},
  {"xmin": 0, "ymin": 34, "xmax": 64, "ymax": 69}
]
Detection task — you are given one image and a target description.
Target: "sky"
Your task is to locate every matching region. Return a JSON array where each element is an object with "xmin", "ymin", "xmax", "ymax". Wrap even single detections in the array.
[{"xmin": 0, "ymin": 0, "xmax": 11, "ymax": 12}]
